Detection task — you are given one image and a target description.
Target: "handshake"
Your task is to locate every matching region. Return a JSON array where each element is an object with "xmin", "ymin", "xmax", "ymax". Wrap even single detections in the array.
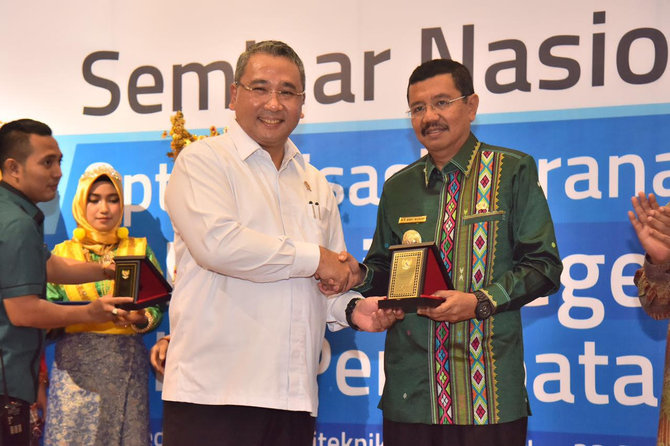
[{"xmin": 315, "ymin": 246, "xmax": 364, "ymax": 296}]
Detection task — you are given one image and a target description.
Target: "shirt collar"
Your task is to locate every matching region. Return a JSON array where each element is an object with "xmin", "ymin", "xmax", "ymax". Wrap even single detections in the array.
[
  {"xmin": 422, "ymin": 132, "xmax": 480, "ymax": 188},
  {"xmin": 0, "ymin": 180, "xmax": 45, "ymax": 224},
  {"xmin": 228, "ymin": 119, "xmax": 305, "ymax": 170}
]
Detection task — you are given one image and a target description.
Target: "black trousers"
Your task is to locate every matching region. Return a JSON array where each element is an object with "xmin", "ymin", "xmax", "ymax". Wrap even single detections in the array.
[
  {"xmin": 383, "ymin": 416, "xmax": 528, "ymax": 446},
  {"xmin": 162, "ymin": 401, "xmax": 315, "ymax": 446}
]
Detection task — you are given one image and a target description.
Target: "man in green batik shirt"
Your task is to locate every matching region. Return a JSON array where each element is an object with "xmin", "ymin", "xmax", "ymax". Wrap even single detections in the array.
[{"xmin": 346, "ymin": 59, "xmax": 563, "ymax": 445}]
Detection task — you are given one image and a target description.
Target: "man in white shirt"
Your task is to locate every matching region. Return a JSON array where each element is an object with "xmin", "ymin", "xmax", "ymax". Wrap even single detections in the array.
[{"xmin": 162, "ymin": 40, "xmax": 396, "ymax": 446}]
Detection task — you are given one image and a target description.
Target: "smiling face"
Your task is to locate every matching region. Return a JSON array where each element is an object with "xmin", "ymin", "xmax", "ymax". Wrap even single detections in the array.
[
  {"xmin": 85, "ymin": 180, "xmax": 122, "ymax": 233},
  {"xmin": 229, "ymin": 53, "xmax": 305, "ymax": 159},
  {"xmin": 408, "ymin": 73, "xmax": 479, "ymax": 169},
  {"xmin": 11, "ymin": 134, "xmax": 63, "ymax": 203}
]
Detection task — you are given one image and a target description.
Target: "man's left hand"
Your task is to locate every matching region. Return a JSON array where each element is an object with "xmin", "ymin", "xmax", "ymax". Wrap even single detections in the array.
[
  {"xmin": 352, "ymin": 297, "xmax": 404, "ymax": 332},
  {"xmin": 150, "ymin": 336, "xmax": 170, "ymax": 376},
  {"xmin": 417, "ymin": 290, "xmax": 477, "ymax": 322}
]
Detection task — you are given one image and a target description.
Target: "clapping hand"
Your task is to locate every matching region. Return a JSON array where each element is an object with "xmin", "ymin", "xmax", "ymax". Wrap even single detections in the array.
[{"xmin": 629, "ymin": 192, "xmax": 670, "ymax": 264}]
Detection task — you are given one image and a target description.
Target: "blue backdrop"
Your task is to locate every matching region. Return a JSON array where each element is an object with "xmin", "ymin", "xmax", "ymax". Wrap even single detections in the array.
[{"xmin": 40, "ymin": 107, "xmax": 670, "ymax": 445}]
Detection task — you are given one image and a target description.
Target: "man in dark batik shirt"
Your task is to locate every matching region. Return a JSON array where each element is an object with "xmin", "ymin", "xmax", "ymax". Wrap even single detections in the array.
[{"xmin": 349, "ymin": 59, "xmax": 563, "ymax": 446}]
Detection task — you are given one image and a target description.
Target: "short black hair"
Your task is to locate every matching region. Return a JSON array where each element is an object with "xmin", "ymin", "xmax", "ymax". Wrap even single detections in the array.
[
  {"xmin": 0, "ymin": 119, "xmax": 52, "ymax": 173},
  {"xmin": 235, "ymin": 40, "xmax": 306, "ymax": 91},
  {"xmin": 407, "ymin": 59, "xmax": 474, "ymax": 103}
]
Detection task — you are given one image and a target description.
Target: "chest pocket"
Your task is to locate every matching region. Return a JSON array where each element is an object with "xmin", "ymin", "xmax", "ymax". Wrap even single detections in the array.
[
  {"xmin": 462, "ymin": 210, "xmax": 505, "ymax": 226},
  {"xmin": 307, "ymin": 200, "xmax": 332, "ymax": 245},
  {"xmin": 282, "ymin": 199, "xmax": 331, "ymax": 246}
]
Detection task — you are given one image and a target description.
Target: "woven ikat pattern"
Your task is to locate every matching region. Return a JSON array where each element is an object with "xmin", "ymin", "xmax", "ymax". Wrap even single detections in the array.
[
  {"xmin": 435, "ymin": 171, "xmax": 461, "ymax": 424},
  {"xmin": 469, "ymin": 149, "xmax": 495, "ymax": 424}
]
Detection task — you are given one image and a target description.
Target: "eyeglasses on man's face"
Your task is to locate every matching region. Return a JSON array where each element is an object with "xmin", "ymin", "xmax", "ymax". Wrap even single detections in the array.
[
  {"xmin": 235, "ymin": 81, "xmax": 305, "ymax": 103},
  {"xmin": 407, "ymin": 94, "xmax": 471, "ymax": 119}
]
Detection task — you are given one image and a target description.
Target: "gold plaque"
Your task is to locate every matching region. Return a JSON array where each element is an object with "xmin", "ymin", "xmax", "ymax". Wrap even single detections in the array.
[
  {"xmin": 388, "ymin": 250, "xmax": 423, "ymax": 298},
  {"xmin": 379, "ymin": 242, "xmax": 454, "ymax": 312}
]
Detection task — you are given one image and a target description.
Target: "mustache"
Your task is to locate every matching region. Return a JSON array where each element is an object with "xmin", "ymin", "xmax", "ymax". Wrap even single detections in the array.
[{"xmin": 421, "ymin": 123, "xmax": 449, "ymax": 135}]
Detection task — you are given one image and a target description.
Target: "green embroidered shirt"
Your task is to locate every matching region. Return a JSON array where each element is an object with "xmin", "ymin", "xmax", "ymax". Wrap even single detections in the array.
[{"xmin": 357, "ymin": 133, "xmax": 563, "ymax": 425}]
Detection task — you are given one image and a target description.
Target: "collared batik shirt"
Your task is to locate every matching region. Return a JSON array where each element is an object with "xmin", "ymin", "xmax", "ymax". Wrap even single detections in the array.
[{"xmin": 357, "ymin": 133, "xmax": 563, "ymax": 425}]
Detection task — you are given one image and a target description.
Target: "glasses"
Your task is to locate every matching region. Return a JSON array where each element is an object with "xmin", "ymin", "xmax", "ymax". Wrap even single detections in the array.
[
  {"xmin": 236, "ymin": 81, "xmax": 305, "ymax": 103},
  {"xmin": 407, "ymin": 94, "xmax": 470, "ymax": 119}
]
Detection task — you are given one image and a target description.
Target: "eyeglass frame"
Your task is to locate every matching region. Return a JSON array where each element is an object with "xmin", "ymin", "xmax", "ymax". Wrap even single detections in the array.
[
  {"xmin": 406, "ymin": 93, "xmax": 472, "ymax": 119},
  {"xmin": 235, "ymin": 81, "xmax": 306, "ymax": 102}
]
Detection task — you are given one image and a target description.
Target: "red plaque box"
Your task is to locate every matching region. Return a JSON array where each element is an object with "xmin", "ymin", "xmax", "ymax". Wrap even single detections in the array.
[
  {"xmin": 378, "ymin": 242, "xmax": 454, "ymax": 312},
  {"xmin": 112, "ymin": 256, "xmax": 172, "ymax": 310}
]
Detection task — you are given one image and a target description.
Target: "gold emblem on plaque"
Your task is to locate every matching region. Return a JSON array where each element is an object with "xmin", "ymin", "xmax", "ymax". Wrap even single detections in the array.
[
  {"xmin": 121, "ymin": 269, "xmax": 130, "ymax": 280},
  {"xmin": 402, "ymin": 230, "xmax": 422, "ymax": 245}
]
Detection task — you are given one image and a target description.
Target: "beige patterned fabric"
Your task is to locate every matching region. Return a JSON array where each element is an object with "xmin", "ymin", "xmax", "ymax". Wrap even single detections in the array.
[{"xmin": 636, "ymin": 259, "xmax": 670, "ymax": 445}]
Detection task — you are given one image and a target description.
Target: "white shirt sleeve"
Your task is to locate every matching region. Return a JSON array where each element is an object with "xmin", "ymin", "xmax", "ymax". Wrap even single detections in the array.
[{"xmin": 165, "ymin": 140, "xmax": 320, "ymax": 282}]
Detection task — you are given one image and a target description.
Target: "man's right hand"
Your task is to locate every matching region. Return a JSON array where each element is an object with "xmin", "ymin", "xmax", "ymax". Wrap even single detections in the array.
[
  {"xmin": 316, "ymin": 247, "xmax": 358, "ymax": 295},
  {"xmin": 319, "ymin": 251, "xmax": 365, "ymax": 295}
]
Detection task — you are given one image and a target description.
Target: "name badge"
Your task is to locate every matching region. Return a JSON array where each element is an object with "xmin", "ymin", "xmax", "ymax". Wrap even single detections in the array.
[{"xmin": 398, "ymin": 216, "xmax": 427, "ymax": 224}]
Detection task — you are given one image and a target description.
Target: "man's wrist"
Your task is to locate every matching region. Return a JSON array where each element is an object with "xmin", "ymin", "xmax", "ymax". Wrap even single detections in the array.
[
  {"xmin": 346, "ymin": 298, "xmax": 362, "ymax": 330},
  {"xmin": 473, "ymin": 290, "xmax": 493, "ymax": 320},
  {"xmin": 355, "ymin": 263, "xmax": 367, "ymax": 287}
]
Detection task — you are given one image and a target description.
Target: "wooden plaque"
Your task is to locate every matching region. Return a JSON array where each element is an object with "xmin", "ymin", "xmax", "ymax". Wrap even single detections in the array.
[
  {"xmin": 112, "ymin": 256, "xmax": 171, "ymax": 310},
  {"xmin": 378, "ymin": 242, "xmax": 454, "ymax": 312}
]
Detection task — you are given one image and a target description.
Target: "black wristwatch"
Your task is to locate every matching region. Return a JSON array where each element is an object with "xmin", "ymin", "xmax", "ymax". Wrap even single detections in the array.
[
  {"xmin": 346, "ymin": 298, "xmax": 362, "ymax": 330},
  {"xmin": 473, "ymin": 290, "xmax": 493, "ymax": 321}
]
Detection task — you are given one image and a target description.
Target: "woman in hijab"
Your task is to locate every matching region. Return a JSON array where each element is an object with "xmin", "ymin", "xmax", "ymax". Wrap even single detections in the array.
[{"xmin": 44, "ymin": 162, "xmax": 163, "ymax": 446}]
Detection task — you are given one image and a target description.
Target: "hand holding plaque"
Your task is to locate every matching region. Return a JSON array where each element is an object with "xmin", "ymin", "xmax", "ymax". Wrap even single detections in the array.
[
  {"xmin": 112, "ymin": 256, "xmax": 172, "ymax": 310},
  {"xmin": 378, "ymin": 231, "xmax": 454, "ymax": 312}
]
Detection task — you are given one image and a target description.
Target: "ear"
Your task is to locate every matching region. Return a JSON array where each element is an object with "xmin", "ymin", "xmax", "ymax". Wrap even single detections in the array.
[
  {"xmin": 5, "ymin": 158, "xmax": 20, "ymax": 175},
  {"xmin": 2, "ymin": 158, "xmax": 22, "ymax": 183},
  {"xmin": 229, "ymin": 82, "xmax": 238, "ymax": 111},
  {"xmin": 467, "ymin": 94, "xmax": 480, "ymax": 122}
]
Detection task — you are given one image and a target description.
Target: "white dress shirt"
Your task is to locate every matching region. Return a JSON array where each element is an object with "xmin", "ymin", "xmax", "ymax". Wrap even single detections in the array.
[{"xmin": 163, "ymin": 118, "xmax": 355, "ymax": 416}]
